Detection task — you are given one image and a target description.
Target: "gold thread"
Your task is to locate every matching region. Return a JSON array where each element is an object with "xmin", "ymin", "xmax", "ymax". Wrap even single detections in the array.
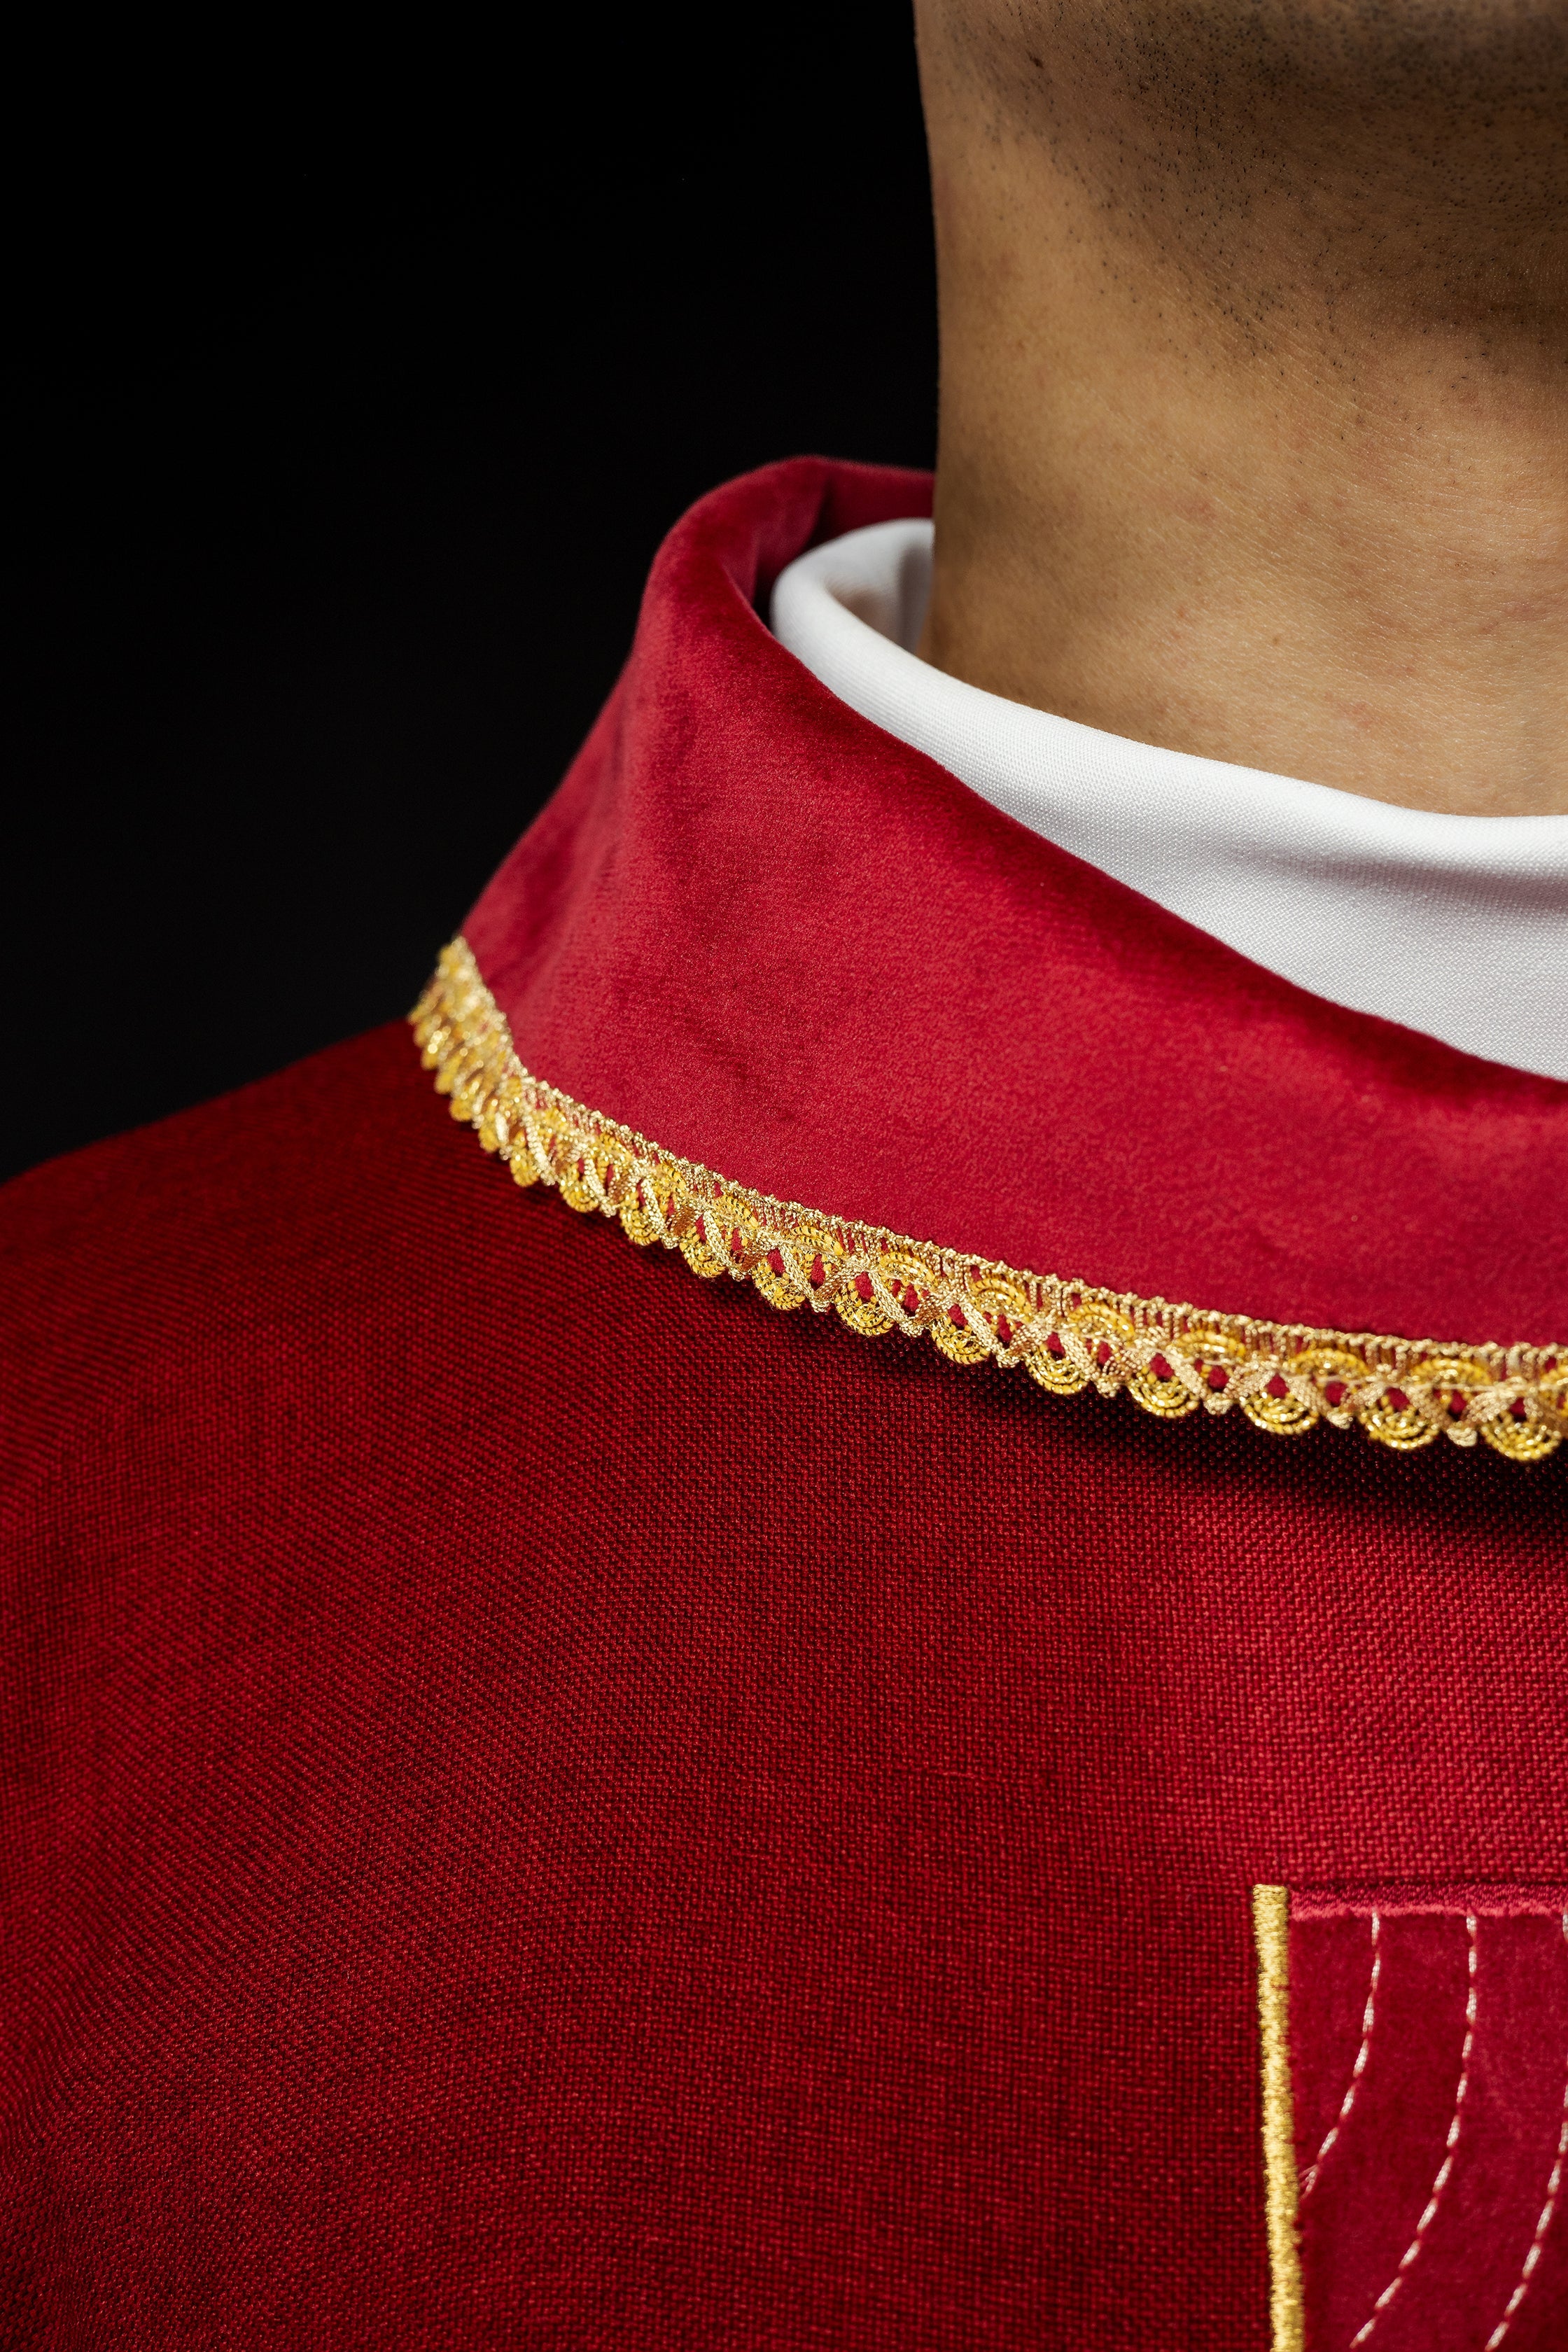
[
  {"xmin": 1253, "ymin": 1886, "xmax": 1306, "ymax": 2352},
  {"xmin": 412, "ymin": 937, "xmax": 1567, "ymax": 1463}
]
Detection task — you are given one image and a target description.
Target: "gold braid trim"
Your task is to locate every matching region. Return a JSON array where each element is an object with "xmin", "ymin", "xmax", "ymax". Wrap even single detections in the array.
[{"xmin": 413, "ymin": 938, "xmax": 1567, "ymax": 1463}]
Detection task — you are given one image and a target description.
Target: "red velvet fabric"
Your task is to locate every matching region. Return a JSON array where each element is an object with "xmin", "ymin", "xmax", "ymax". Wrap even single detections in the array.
[
  {"xmin": 468, "ymin": 458, "xmax": 1568, "ymax": 1344},
  {"xmin": 4, "ymin": 464, "xmax": 1568, "ymax": 2347},
  {"xmin": 1292, "ymin": 1898, "xmax": 1568, "ymax": 2348}
]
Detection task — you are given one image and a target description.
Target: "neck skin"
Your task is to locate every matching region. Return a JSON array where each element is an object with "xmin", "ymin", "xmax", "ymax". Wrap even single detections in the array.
[{"xmin": 915, "ymin": 0, "xmax": 1568, "ymax": 815}]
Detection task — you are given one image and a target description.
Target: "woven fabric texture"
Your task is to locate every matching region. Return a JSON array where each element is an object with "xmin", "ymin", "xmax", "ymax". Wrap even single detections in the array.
[{"xmin": 3, "ymin": 1023, "xmax": 1567, "ymax": 2347}]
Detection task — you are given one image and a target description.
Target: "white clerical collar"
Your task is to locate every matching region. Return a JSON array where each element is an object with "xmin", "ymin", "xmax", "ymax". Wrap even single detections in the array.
[{"xmin": 772, "ymin": 517, "xmax": 1568, "ymax": 1082}]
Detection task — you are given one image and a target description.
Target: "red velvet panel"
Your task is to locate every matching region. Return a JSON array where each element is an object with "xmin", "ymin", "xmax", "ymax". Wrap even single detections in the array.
[
  {"xmin": 3, "ymin": 1026, "xmax": 1567, "ymax": 2346},
  {"xmin": 466, "ymin": 458, "xmax": 1568, "ymax": 1345},
  {"xmin": 1292, "ymin": 1898, "xmax": 1568, "ymax": 2348}
]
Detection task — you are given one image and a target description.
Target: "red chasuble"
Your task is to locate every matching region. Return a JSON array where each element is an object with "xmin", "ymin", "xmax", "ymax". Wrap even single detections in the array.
[{"xmin": 4, "ymin": 460, "xmax": 1568, "ymax": 2349}]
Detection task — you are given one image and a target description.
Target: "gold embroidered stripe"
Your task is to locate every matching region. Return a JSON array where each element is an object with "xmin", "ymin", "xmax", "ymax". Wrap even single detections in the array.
[
  {"xmin": 1253, "ymin": 1886, "xmax": 1306, "ymax": 2352},
  {"xmin": 413, "ymin": 939, "xmax": 1566, "ymax": 1462}
]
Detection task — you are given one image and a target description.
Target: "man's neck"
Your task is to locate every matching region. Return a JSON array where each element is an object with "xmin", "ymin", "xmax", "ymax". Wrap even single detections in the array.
[{"xmin": 916, "ymin": 0, "xmax": 1568, "ymax": 818}]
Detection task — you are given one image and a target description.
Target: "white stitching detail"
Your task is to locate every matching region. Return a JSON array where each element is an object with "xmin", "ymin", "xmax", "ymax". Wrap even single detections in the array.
[
  {"xmin": 1351, "ymin": 1914, "xmax": 1478, "ymax": 2346},
  {"xmin": 1481, "ymin": 1914, "xmax": 1568, "ymax": 2351},
  {"xmin": 1301, "ymin": 1911, "xmax": 1380, "ymax": 2202}
]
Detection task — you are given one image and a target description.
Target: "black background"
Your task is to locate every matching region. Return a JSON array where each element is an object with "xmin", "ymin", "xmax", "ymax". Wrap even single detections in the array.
[{"xmin": 5, "ymin": 11, "xmax": 935, "ymax": 1185}]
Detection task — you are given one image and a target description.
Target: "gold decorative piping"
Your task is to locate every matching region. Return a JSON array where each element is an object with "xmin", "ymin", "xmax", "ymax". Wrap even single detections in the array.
[
  {"xmin": 412, "ymin": 938, "xmax": 1567, "ymax": 1462},
  {"xmin": 1253, "ymin": 1886, "xmax": 1305, "ymax": 2352}
]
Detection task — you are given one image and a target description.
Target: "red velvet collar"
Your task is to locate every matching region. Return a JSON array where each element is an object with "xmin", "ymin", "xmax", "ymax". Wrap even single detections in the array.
[{"xmin": 466, "ymin": 458, "xmax": 1568, "ymax": 1345}]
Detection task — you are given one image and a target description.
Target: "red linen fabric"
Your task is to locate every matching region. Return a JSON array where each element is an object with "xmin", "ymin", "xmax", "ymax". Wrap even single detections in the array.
[
  {"xmin": 3, "ymin": 1028, "xmax": 1568, "ymax": 2348},
  {"xmin": 468, "ymin": 458, "xmax": 1568, "ymax": 1345},
  {"xmin": 1292, "ymin": 1898, "xmax": 1568, "ymax": 2348},
  {"xmin": 3, "ymin": 462, "xmax": 1567, "ymax": 2347}
]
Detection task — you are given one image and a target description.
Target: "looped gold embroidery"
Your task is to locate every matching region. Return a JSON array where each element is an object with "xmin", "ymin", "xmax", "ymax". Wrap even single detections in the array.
[{"xmin": 414, "ymin": 939, "xmax": 1565, "ymax": 1464}]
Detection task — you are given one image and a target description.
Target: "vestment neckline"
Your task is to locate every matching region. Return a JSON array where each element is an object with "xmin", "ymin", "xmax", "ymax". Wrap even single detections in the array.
[{"xmin": 461, "ymin": 458, "xmax": 1568, "ymax": 1365}]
